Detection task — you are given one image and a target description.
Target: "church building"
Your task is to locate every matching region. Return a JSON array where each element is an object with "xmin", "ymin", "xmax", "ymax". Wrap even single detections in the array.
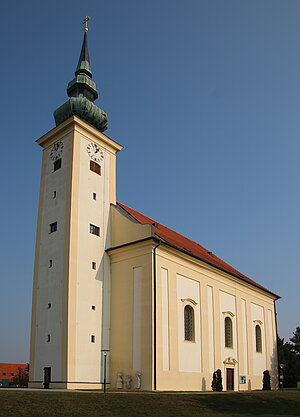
[{"xmin": 29, "ymin": 23, "xmax": 279, "ymax": 391}]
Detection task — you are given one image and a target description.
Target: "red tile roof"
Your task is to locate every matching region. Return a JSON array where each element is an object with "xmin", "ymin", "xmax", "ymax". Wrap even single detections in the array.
[{"xmin": 117, "ymin": 202, "xmax": 279, "ymax": 298}]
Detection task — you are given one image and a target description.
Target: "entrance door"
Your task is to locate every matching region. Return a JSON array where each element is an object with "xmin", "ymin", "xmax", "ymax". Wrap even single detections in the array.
[
  {"xmin": 226, "ymin": 368, "xmax": 234, "ymax": 391},
  {"xmin": 43, "ymin": 367, "xmax": 51, "ymax": 389}
]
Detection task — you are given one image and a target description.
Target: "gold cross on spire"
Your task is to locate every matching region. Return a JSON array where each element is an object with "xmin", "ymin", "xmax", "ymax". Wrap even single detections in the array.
[{"xmin": 83, "ymin": 16, "xmax": 90, "ymax": 32}]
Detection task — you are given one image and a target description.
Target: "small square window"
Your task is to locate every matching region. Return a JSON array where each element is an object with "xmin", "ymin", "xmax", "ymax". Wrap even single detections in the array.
[
  {"xmin": 53, "ymin": 191, "xmax": 57, "ymax": 198},
  {"xmin": 49, "ymin": 259, "xmax": 53, "ymax": 268},
  {"xmin": 2, "ymin": 373, "xmax": 6, "ymax": 376},
  {"xmin": 10, "ymin": 373, "xmax": 14, "ymax": 376},
  {"xmin": 47, "ymin": 334, "xmax": 51, "ymax": 342},
  {"xmin": 48, "ymin": 303, "xmax": 52, "ymax": 309},
  {"xmin": 92, "ymin": 305, "xmax": 96, "ymax": 310},
  {"xmin": 92, "ymin": 262, "xmax": 96, "ymax": 270},
  {"xmin": 89, "ymin": 224, "xmax": 100, "ymax": 236},
  {"xmin": 50, "ymin": 222, "xmax": 57, "ymax": 233},
  {"xmin": 91, "ymin": 335, "xmax": 95, "ymax": 343},
  {"xmin": 53, "ymin": 159, "xmax": 62, "ymax": 172},
  {"xmin": 93, "ymin": 193, "xmax": 97, "ymax": 200}
]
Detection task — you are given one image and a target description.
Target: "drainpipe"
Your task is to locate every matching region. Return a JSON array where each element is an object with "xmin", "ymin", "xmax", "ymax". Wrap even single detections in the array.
[{"xmin": 153, "ymin": 239, "xmax": 161, "ymax": 391}]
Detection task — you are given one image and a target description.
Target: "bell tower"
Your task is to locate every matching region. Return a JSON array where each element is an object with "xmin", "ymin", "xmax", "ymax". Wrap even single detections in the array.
[{"xmin": 29, "ymin": 20, "xmax": 122, "ymax": 389}]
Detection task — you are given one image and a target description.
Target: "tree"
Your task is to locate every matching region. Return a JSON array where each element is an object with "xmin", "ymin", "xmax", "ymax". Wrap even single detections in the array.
[
  {"xmin": 262, "ymin": 370, "xmax": 271, "ymax": 390},
  {"xmin": 11, "ymin": 367, "xmax": 29, "ymax": 387},
  {"xmin": 277, "ymin": 334, "xmax": 300, "ymax": 388},
  {"xmin": 290, "ymin": 327, "xmax": 300, "ymax": 355},
  {"xmin": 211, "ymin": 369, "xmax": 223, "ymax": 392}
]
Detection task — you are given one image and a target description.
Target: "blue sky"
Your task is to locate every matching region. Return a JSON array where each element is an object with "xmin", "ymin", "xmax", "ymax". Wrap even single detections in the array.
[{"xmin": 1, "ymin": 0, "xmax": 299, "ymax": 363}]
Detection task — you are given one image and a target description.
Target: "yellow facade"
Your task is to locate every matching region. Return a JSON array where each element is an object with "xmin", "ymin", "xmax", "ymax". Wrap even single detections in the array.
[{"xmin": 107, "ymin": 205, "xmax": 278, "ymax": 391}]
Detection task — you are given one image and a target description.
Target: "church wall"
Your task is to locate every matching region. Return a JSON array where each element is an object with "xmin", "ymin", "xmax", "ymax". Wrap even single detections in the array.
[
  {"xmin": 219, "ymin": 290, "xmax": 238, "ymax": 391},
  {"xmin": 109, "ymin": 242, "xmax": 154, "ymax": 390},
  {"xmin": 30, "ymin": 130, "xmax": 73, "ymax": 385},
  {"xmin": 176, "ymin": 274, "xmax": 201, "ymax": 373},
  {"xmin": 111, "ymin": 205, "xmax": 152, "ymax": 248},
  {"xmin": 73, "ymin": 132, "xmax": 109, "ymax": 383},
  {"xmin": 154, "ymin": 245, "xmax": 278, "ymax": 392},
  {"xmin": 64, "ymin": 122, "xmax": 120, "ymax": 389}
]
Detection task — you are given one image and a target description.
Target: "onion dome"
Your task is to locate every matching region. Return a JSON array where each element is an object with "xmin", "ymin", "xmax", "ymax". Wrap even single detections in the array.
[{"xmin": 54, "ymin": 27, "xmax": 108, "ymax": 132}]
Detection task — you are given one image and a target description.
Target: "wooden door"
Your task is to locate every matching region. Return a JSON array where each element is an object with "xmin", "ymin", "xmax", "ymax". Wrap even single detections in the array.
[{"xmin": 226, "ymin": 368, "xmax": 234, "ymax": 391}]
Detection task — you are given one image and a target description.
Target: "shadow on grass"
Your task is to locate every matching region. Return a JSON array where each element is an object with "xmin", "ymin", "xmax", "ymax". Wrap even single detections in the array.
[
  {"xmin": 191, "ymin": 391, "xmax": 300, "ymax": 416},
  {"xmin": 0, "ymin": 390, "xmax": 300, "ymax": 417}
]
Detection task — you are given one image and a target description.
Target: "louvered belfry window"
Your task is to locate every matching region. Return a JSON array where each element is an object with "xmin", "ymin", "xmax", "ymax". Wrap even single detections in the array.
[
  {"xmin": 90, "ymin": 160, "xmax": 101, "ymax": 175},
  {"xmin": 184, "ymin": 305, "xmax": 194, "ymax": 341}
]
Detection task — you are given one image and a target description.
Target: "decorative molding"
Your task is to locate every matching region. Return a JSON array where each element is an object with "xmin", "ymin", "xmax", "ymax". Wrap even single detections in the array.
[
  {"xmin": 222, "ymin": 311, "xmax": 235, "ymax": 318},
  {"xmin": 223, "ymin": 356, "xmax": 238, "ymax": 365},
  {"xmin": 181, "ymin": 298, "xmax": 197, "ymax": 306},
  {"xmin": 253, "ymin": 319, "xmax": 263, "ymax": 325}
]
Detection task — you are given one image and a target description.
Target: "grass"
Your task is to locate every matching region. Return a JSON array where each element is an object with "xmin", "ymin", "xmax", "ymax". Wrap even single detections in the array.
[{"xmin": 0, "ymin": 389, "xmax": 300, "ymax": 417}]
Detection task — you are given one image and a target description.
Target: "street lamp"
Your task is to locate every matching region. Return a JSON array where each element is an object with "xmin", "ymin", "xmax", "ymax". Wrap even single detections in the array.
[
  {"xmin": 103, "ymin": 351, "xmax": 107, "ymax": 393},
  {"xmin": 279, "ymin": 363, "xmax": 284, "ymax": 392}
]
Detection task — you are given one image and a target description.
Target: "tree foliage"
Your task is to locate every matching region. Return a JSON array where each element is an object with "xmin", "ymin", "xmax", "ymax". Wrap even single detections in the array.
[
  {"xmin": 290, "ymin": 327, "xmax": 300, "ymax": 355},
  {"xmin": 11, "ymin": 367, "xmax": 29, "ymax": 387},
  {"xmin": 277, "ymin": 330, "xmax": 300, "ymax": 388}
]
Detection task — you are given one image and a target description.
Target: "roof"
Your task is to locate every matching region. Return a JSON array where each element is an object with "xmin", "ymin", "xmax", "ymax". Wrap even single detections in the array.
[{"xmin": 117, "ymin": 202, "xmax": 279, "ymax": 299}]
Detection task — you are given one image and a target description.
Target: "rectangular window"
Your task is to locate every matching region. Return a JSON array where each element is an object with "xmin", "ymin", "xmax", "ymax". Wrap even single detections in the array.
[
  {"xmin": 53, "ymin": 191, "xmax": 57, "ymax": 198},
  {"xmin": 48, "ymin": 303, "xmax": 52, "ymax": 309},
  {"xmin": 90, "ymin": 160, "xmax": 101, "ymax": 175},
  {"xmin": 92, "ymin": 305, "xmax": 96, "ymax": 310},
  {"xmin": 47, "ymin": 334, "xmax": 51, "ymax": 342},
  {"xmin": 53, "ymin": 159, "xmax": 62, "ymax": 171},
  {"xmin": 91, "ymin": 335, "xmax": 95, "ymax": 343},
  {"xmin": 2, "ymin": 373, "xmax": 6, "ymax": 376},
  {"xmin": 89, "ymin": 224, "xmax": 100, "ymax": 236},
  {"xmin": 92, "ymin": 262, "xmax": 96, "ymax": 270},
  {"xmin": 49, "ymin": 259, "xmax": 53, "ymax": 268},
  {"xmin": 50, "ymin": 222, "xmax": 57, "ymax": 233},
  {"xmin": 93, "ymin": 193, "xmax": 97, "ymax": 200},
  {"xmin": 10, "ymin": 373, "xmax": 14, "ymax": 376}
]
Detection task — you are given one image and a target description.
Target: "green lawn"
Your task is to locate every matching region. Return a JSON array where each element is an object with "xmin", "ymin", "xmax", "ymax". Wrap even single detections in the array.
[{"xmin": 0, "ymin": 389, "xmax": 300, "ymax": 417}]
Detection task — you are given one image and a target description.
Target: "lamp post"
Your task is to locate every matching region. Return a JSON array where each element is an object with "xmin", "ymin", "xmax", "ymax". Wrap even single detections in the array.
[
  {"xmin": 103, "ymin": 351, "xmax": 107, "ymax": 393},
  {"xmin": 279, "ymin": 363, "xmax": 284, "ymax": 392}
]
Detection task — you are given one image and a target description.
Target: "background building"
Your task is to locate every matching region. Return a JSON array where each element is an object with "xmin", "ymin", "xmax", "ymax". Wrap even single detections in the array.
[{"xmin": 0, "ymin": 363, "xmax": 29, "ymax": 387}]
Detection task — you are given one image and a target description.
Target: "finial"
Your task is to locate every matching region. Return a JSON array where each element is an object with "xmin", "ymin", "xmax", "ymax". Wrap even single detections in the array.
[{"xmin": 83, "ymin": 16, "xmax": 90, "ymax": 32}]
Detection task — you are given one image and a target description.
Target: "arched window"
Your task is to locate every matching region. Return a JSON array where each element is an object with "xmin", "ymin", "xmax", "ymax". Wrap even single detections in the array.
[
  {"xmin": 255, "ymin": 324, "xmax": 262, "ymax": 352},
  {"xmin": 225, "ymin": 316, "xmax": 233, "ymax": 348},
  {"xmin": 184, "ymin": 305, "xmax": 194, "ymax": 341}
]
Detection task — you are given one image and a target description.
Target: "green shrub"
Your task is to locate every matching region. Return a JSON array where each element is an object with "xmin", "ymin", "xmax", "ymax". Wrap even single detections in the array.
[
  {"xmin": 212, "ymin": 369, "xmax": 223, "ymax": 392},
  {"xmin": 263, "ymin": 370, "xmax": 271, "ymax": 390}
]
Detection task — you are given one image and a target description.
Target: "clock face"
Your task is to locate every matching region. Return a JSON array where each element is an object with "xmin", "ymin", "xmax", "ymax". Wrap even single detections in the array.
[
  {"xmin": 87, "ymin": 143, "xmax": 104, "ymax": 163},
  {"xmin": 50, "ymin": 141, "xmax": 64, "ymax": 160}
]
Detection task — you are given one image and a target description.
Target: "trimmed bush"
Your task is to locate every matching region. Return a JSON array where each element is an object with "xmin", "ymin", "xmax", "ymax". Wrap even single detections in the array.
[
  {"xmin": 263, "ymin": 370, "xmax": 271, "ymax": 390},
  {"xmin": 212, "ymin": 369, "xmax": 223, "ymax": 392}
]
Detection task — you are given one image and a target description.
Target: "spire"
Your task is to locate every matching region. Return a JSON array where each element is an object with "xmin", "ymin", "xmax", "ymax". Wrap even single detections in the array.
[
  {"xmin": 75, "ymin": 32, "xmax": 92, "ymax": 77},
  {"xmin": 66, "ymin": 28, "xmax": 98, "ymax": 102},
  {"xmin": 54, "ymin": 17, "xmax": 108, "ymax": 132}
]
